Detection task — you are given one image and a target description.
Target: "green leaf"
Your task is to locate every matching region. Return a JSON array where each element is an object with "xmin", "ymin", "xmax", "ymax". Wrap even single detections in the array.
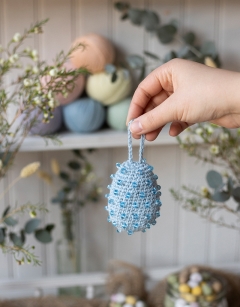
[
  {"xmin": 25, "ymin": 218, "xmax": 41, "ymax": 234},
  {"xmin": 127, "ymin": 55, "xmax": 145, "ymax": 69},
  {"xmin": 142, "ymin": 11, "xmax": 160, "ymax": 31},
  {"xmin": 232, "ymin": 187, "xmax": 240, "ymax": 203},
  {"xmin": 182, "ymin": 32, "xmax": 195, "ymax": 45},
  {"xmin": 45, "ymin": 224, "xmax": 55, "ymax": 233},
  {"xmin": 72, "ymin": 149, "xmax": 85, "ymax": 159},
  {"xmin": 68, "ymin": 161, "xmax": 81, "ymax": 170},
  {"xmin": 2, "ymin": 206, "xmax": 10, "ymax": 218},
  {"xmin": 111, "ymin": 71, "xmax": 118, "ymax": 82},
  {"xmin": 105, "ymin": 64, "xmax": 116, "ymax": 74},
  {"xmin": 227, "ymin": 177, "xmax": 234, "ymax": 194},
  {"xmin": 164, "ymin": 51, "xmax": 177, "ymax": 63},
  {"xmin": 59, "ymin": 171, "xmax": 70, "ymax": 181},
  {"xmin": 35, "ymin": 229, "xmax": 52, "ymax": 243},
  {"xmin": 51, "ymin": 190, "xmax": 66, "ymax": 204},
  {"xmin": 206, "ymin": 170, "xmax": 223, "ymax": 189},
  {"xmin": 9, "ymin": 232, "xmax": 23, "ymax": 247},
  {"xmin": 4, "ymin": 216, "xmax": 18, "ymax": 226},
  {"xmin": 144, "ymin": 51, "xmax": 161, "ymax": 61},
  {"xmin": 200, "ymin": 41, "xmax": 217, "ymax": 57},
  {"xmin": 121, "ymin": 13, "xmax": 129, "ymax": 20},
  {"xmin": 128, "ymin": 8, "xmax": 144, "ymax": 25},
  {"xmin": 114, "ymin": 2, "xmax": 130, "ymax": 11},
  {"xmin": 20, "ymin": 230, "xmax": 26, "ymax": 245},
  {"xmin": 156, "ymin": 24, "xmax": 177, "ymax": 44},
  {"xmin": 0, "ymin": 228, "xmax": 5, "ymax": 244},
  {"xmin": 212, "ymin": 191, "xmax": 230, "ymax": 202}
]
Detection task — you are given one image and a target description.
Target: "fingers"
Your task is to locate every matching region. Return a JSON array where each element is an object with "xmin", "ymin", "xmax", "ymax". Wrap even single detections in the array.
[
  {"xmin": 169, "ymin": 121, "xmax": 190, "ymax": 136},
  {"xmin": 126, "ymin": 67, "xmax": 166, "ymax": 124},
  {"xmin": 130, "ymin": 93, "xmax": 178, "ymax": 135}
]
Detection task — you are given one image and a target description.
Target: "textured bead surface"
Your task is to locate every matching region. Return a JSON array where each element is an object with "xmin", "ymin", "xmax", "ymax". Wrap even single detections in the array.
[{"xmin": 106, "ymin": 120, "xmax": 162, "ymax": 233}]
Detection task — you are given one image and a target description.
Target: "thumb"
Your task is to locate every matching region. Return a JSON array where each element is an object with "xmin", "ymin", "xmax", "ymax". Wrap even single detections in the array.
[{"xmin": 130, "ymin": 93, "xmax": 178, "ymax": 135}]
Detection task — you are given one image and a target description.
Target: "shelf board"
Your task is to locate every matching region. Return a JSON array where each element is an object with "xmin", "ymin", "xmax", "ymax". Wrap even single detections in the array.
[{"xmin": 20, "ymin": 126, "xmax": 177, "ymax": 152}]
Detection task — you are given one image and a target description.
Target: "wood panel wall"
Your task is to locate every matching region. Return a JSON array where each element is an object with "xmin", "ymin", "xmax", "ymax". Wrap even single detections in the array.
[{"xmin": 0, "ymin": 0, "xmax": 240, "ymax": 297}]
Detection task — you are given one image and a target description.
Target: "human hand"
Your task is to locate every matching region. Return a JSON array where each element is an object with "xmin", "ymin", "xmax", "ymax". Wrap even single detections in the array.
[{"xmin": 127, "ymin": 59, "xmax": 240, "ymax": 141}]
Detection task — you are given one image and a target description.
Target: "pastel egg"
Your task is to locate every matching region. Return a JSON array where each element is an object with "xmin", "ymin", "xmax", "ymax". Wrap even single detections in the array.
[
  {"xmin": 179, "ymin": 284, "xmax": 191, "ymax": 293},
  {"xmin": 191, "ymin": 286, "xmax": 202, "ymax": 296},
  {"xmin": 174, "ymin": 299, "xmax": 186, "ymax": 307},
  {"xmin": 181, "ymin": 293, "xmax": 196, "ymax": 303},
  {"xmin": 86, "ymin": 68, "xmax": 132, "ymax": 106},
  {"xmin": 125, "ymin": 296, "xmax": 136, "ymax": 305},
  {"xmin": 190, "ymin": 272, "xmax": 202, "ymax": 283},
  {"xmin": 188, "ymin": 280, "xmax": 198, "ymax": 289},
  {"xmin": 206, "ymin": 295, "xmax": 216, "ymax": 302},
  {"xmin": 114, "ymin": 293, "xmax": 126, "ymax": 304},
  {"xmin": 202, "ymin": 283, "xmax": 213, "ymax": 296},
  {"xmin": 135, "ymin": 301, "xmax": 145, "ymax": 307},
  {"xmin": 70, "ymin": 33, "xmax": 116, "ymax": 73},
  {"xmin": 212, "ymin": 281, "xmax": 222, "ymax": 293}
]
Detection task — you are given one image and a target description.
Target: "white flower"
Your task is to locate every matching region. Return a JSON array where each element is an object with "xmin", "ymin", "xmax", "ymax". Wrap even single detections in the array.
[
  {"xmin": 34, "ymin": 83, "xmax": 41, "ymax": 93},
  {"xmin": 12, "ymin": 33, "xmax": 21, "ymax": 42},
  {"xmin": 209, "ymin": 144, "xmax": 219, "ymax": 155},
  {"xmin": 47, "ymin": 90, "xmax": 53, "ymax": 99},
  {"xmin": 201, "ymin": 186, "xmax": 210, "ymax": 197},
  {"xmin": 48, "ymin": 98, "xmax": 55, "ymax": 108},
  {"xmin": 23, "ymin": 78, "xmax": 33, "ymax": 87},
  {"xmin": 43, "ymin": 113, "xmax": 48, "ymax": 119},
  {"xmin": 9, "ymin": 54, "xmax": 19, "ymax": 63},
  {"xmin": 220, "ymin": 133, "xmax": 229, "ymax": 141},
  {"xmin": 33, "ymin": 96, "xmax": 41, "ymax": 105},
  {"xmin": 205, "ymin": 125, "xmax": 213, "ymax": 135},
  {"xmin": 31, "ymin": 50, "xmax": 38, "ymax": 61},
  {"xmin": 24, "ymin": 47, "xmax": 31, "ymax": 53},
  {"xmin": 25, "ymin": 65, "xmax": 32, "ymax": 72},
  {"xmin": 32, "ymin": 66, "xmax": 39, "ymax": 74},
  {"xmin": 195, "ymin": 128, "xmax": 203, "ymax": 135},
  {"xmin": 49, "ymin": 68, "xmax": 58, "ymax": 77}
]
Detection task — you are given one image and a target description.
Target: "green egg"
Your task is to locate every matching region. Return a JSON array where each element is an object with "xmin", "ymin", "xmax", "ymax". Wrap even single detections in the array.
[
  {"xmin": 202, "ymin": 283, "xmax": 213, "ymax": 296},
  {"xmin": 167, "ymin": 274, "xmax": 178, "ymax": 285}
]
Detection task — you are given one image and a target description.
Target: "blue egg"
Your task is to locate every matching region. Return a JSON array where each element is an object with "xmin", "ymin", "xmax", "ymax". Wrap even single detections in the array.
[{"xmin": 63, "ymin": 98, "xmax": 105, "ymax": 133}]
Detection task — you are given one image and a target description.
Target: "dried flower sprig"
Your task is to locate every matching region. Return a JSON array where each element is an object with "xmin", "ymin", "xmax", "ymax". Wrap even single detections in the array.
[
  {"xmin": 0, "ymin": 19, "xmax": 88, "ymax": 264},
  {"xmin": 171, "ymin": 124, "xmax": 240, "ymax": 230}
]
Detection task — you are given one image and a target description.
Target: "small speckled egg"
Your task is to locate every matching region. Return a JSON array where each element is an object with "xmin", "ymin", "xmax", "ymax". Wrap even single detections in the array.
[
  {"xmin": 135, "ymin": 301, "xmax": 145, "ymax": 307},
  {"xmin": 191, "ymin": 286, "xmax": 202, "ymax": 296},
  {"xmin": 212, "ymin": 281, "xmax": 222, "ymax": 293},
  {"xmin": 205, "ymin": 295, "xmax": 216, "ymax": 302},
  {"xmin": 114, "ymin": 293, "xmax": 126, "ymax": 304},
  {"xmin": 174, "ymin": 299, "xmax": 186, "ymax": 307},
  {"xmin": 179, "ymin": 284, "xmax": 191, "ymax": 293},
  {"xmin": 202, "ymin": 283, "xmax": 213, "ymax": 296},
  {"xmin": 181, "ymin": 293, "xmax": 196, "ymax": 303},
  {"xmin": 125, "ymin": 296, "xmax": 137, "ymax": 305},
  {"xmin": 188, "ymin": 280, "xmax": 199, "ymax": 289},
  {"xmin": 190, "ymin": 272, "xmax": 202, "ymax": 283}
]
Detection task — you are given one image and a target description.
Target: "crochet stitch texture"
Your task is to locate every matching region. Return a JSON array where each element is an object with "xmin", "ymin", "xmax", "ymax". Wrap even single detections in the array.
[{"xmin": 105, "ymin": 121, "xmax": 162, "ymax": 234}]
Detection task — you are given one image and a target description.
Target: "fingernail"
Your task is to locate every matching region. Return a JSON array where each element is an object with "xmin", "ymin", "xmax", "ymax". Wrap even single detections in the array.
[{"xmin": 130, "ymin": 120, "xmax": 143, "ymax": 134}]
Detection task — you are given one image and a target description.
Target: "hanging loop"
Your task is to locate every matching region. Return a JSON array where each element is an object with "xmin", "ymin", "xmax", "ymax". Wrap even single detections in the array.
[{"xmin": 128, "ymin": 120, "xmax": 145, "ymax": 163}]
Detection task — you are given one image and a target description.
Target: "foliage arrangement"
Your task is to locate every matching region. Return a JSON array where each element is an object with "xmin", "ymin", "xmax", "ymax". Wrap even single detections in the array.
[
  {"xmin": 171, "ymin": 124, "xmax": 240, "ymax": 230},
  {"xmin": 0, "ymin": 20, "xmax": 88, "ymax": 265},
  {"xmin": 39, "ymin": 149, "xmax": 102, "ymax": 246},
  {"xmin": 114, "ymin": 2, "xmax": 240, "ymax": 231},
  {"xmin": 112, "ymin": 2, "xmax": 220, "ymax": 82}
]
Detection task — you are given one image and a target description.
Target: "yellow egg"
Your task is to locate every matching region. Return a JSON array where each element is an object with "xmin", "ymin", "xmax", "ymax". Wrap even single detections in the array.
[
  {"xmin": 192, "ymin": 286, "xmax": 202, "ymax": 296},
  {"xmin": 206, "ymin": 295, "xmax": 216, "ymax": 302},
  {"xmin": 181, "ymin": 293, "xmax": 196, "ymax": 303},
  {"xmin": 126, "ymin": 296, "xmax": 137, "ymax": 305},
  {"xmin": 179, "ymin": 284, "xmax": 191, "ymax": 293}
]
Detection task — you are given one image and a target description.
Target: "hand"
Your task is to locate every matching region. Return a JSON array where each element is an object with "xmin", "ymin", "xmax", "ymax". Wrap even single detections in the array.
[{"xmin": 127, "ymin": 59, "xmax": 240, "ymax": 141}]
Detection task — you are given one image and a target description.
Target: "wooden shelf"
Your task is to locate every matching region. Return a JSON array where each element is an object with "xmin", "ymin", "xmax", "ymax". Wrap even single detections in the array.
[{"xmin": 20, "ymin": 126, "xmax": 178, "ymax": 152}]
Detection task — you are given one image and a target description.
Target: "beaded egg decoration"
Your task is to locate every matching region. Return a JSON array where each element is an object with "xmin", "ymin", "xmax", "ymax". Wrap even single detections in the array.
[{"xmin": 105, "ymin": 121, "xmax": 162, "ymax": 234}]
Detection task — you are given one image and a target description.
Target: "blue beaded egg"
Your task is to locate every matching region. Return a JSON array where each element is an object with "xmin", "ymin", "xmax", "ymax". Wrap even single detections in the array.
[{"xmin": 106, "ymin": 121, "xmax": 162, "ymax": 234}]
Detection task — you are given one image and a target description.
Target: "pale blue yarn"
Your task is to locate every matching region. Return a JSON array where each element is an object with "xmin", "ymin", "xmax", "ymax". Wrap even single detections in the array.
[
  {"xmin": 105, "ymin": 120, "xmax": 162, "ymax": 235},
  {"xmin": 63, "ymin": 98, "xmax": 105, "ymax": 133}
]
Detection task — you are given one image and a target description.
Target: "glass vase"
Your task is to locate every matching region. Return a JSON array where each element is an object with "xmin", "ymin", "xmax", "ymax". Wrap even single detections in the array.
[{"xmin": 56, "ymin": 209, "xmax": 82, "ymax": 296}]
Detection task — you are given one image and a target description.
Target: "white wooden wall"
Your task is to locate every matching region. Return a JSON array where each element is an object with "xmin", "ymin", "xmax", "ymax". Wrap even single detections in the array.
[{"xmin": 0, "ymin": 0, "xmax": 240, "ymax": 293}]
